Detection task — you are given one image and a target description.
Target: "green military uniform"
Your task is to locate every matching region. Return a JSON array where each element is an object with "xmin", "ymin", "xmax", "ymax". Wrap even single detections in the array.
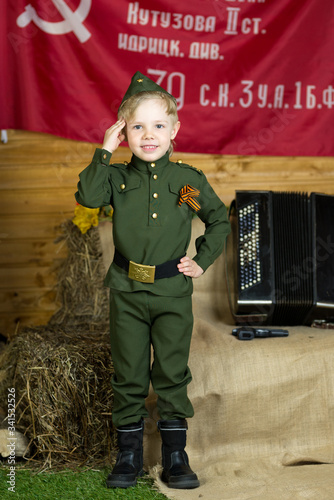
[
  {"xmin": 75, "ymin": 149, "xmax": 230, "ymax": 427},
  {"xmin": 75, "ymin": 71, "xmax": 230, "ymax": 429}
]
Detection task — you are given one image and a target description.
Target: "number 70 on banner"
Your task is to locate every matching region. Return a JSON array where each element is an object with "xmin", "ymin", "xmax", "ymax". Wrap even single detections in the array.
[{"xmin": 147, "ymin": 69, "xmax": 185, "ymax": 110}]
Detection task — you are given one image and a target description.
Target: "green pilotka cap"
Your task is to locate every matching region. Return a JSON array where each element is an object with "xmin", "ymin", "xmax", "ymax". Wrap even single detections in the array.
[{"xmin": 120, "ymin": 71, "xmax": 177, "ymax": 107}]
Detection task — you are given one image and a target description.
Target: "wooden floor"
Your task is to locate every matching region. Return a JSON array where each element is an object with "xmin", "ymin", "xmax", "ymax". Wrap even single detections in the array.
[{"xmin": 0, "ymin": 129, "xmax": 333, "ymax": 337}]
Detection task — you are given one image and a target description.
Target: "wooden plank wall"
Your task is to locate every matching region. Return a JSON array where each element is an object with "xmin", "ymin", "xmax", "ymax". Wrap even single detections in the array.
[{"xmin": 0, "ymin": 129, "xmax": 333, "ymax": 337}]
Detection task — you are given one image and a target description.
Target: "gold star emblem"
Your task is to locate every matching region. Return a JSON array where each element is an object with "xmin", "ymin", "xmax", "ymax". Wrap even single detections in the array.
[{"xmin": 137, "ymin": 78, "xmax": 143, "ymax": 82}]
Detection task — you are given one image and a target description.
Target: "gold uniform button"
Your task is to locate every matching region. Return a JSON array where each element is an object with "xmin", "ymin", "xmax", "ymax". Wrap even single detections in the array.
[
  {"xmin": 177, "ymin": 159, "xmax": 183, "ymax": 164},
  {"xmin": 150, "ymin": 162, "xmax": 156, "ymax": 168},
  {"xmin": 120, "ymin": 184, "xmax": 126, "ymax": 190},
  {"xmin": 153, "ymin": 193, "xmax": 159, "ymax": 199},
  {"xmin": 152, "ymin": 213, "xmax": 158, "ymax": 219},
  {"xmin": 103, "ymin": 153, "xmax": 107, "ymax": 160},
  {"xmin": 153, "ymin": 174, "xmax": 158, "ymax": 180}
]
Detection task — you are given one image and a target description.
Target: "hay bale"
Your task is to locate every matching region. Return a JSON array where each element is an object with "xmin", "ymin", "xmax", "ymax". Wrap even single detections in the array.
[
  {"xmin": 10, "ymin": 325, "xmax": 116, "ymax": 468},
  {"xmin": 49, "ymin": 220, "xmax": 109, "ymax": 328},
  {"xmin": 0, "ymin": 220, "xmax": 117, "ymax": 468}
]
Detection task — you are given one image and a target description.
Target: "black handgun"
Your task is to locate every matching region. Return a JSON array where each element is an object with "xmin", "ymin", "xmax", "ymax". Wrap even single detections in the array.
[{"xmin": 232, "ymin": 327, "xmax": 289, "ymax": 341}]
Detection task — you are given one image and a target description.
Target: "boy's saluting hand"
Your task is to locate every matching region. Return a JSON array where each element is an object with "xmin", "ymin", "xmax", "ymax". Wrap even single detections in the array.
[{"xmin": 102, "ymin": 118, "xmax": 126, "ymax": 153}]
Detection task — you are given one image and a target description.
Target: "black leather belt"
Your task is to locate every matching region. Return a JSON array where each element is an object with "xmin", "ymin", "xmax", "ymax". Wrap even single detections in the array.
[{"xmin": 113, "ymin": 248, "xmax": 183, "ymax": 283}]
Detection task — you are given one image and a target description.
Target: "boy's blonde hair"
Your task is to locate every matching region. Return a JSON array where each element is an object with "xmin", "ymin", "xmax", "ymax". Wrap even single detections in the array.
[{"xmin": 118, "ymin": 91, "xmax": 179, "ymax": 156}]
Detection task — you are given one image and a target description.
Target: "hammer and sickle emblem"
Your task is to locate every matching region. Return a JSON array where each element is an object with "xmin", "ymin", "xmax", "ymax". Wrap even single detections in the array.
[{"xmin": 16, "ymin": 0, "xmax": 92, "ymax": 43}]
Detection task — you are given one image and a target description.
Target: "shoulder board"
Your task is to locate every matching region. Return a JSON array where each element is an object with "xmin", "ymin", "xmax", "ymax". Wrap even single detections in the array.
[{"xmin": 175, "ymin": 159, "xmax": 203, "ymax": 175}]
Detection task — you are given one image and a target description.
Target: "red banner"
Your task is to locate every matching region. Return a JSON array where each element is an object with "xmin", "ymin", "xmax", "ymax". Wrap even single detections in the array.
[{"xmin": 1, "ymin": 1, "xmax": 334, "ymax": 156}]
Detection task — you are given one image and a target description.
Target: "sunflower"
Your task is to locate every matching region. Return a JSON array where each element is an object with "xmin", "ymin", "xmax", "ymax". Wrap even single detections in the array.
[{"xmin": 72, "ymin": 204, "xmax": 100, "ymax": 234}]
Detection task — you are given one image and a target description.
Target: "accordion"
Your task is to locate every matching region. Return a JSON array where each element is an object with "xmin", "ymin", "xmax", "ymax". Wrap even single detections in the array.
[{"xmin": 225, "ymin": 191, "xmax": 334, "ymax": 326}]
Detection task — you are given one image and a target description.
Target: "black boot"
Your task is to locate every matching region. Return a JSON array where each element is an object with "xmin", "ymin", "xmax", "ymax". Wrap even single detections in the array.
[
  {"xmin": 106, "ymin": 419, "xmax": 144, "ymax": 488},
  {"xmin": 158, "ymin": 419, "xmax": 200, "ymax": 489}
]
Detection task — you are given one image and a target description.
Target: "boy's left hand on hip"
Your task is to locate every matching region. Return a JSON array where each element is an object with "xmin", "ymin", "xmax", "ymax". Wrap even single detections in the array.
[{"xmin": 178, "ymin": 256, "xmax": 203, "ymax": 278}]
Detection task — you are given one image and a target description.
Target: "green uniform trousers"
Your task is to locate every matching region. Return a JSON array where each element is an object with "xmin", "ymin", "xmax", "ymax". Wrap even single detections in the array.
[{"xmin": 109, "ymin": 290, "xmax": 195, "ymax": 427}]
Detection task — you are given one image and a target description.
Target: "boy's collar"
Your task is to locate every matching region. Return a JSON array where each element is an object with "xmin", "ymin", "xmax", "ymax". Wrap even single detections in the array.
[{"xmin": 129, "ymin": 151, "xmax": 170, "ymax": 172}]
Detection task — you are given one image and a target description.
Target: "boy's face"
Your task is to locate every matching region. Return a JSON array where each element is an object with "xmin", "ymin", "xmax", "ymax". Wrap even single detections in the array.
[{"xmin": 124, "ymin": 98, "xmax": 180, "ymax": 162}]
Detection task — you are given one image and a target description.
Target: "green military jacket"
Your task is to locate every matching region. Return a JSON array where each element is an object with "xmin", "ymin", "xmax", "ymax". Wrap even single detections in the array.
[{"xmin": 75, "ymin": 148, "xmax": 231, "ymax": 296}]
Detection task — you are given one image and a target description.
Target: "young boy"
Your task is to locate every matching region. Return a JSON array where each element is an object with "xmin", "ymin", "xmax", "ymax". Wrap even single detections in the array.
[{"xmin": 75, "ymin": 71, "xmax": 230, "ymax": 489}]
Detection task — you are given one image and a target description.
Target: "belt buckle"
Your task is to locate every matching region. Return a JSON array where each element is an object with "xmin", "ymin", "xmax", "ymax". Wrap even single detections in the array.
[{"xmin": 128, "ymin": 261, "xmax": 155, "ymax": 283}]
